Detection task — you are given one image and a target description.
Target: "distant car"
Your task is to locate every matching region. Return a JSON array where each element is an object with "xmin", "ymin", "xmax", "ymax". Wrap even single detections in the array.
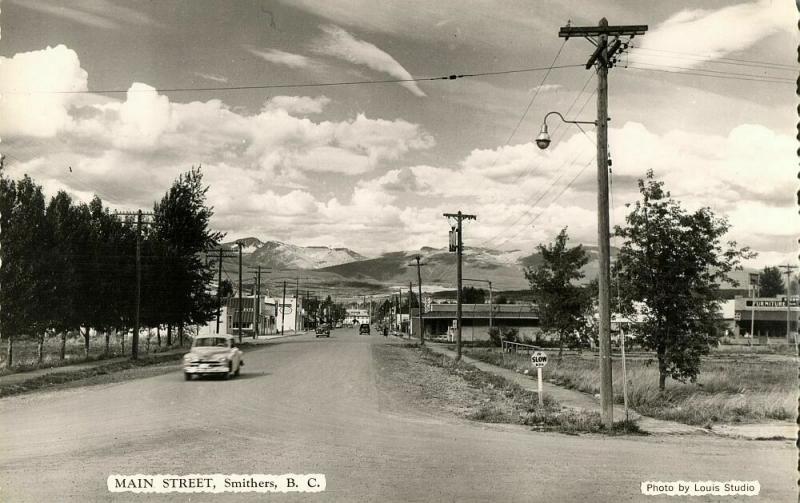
[
  {"xmin": 183, "ymin": 335, "xmax": 243, "ymax": 380},
  {"xmin": 359, "ymin": 323, "xmax": 370, "ymax": 335},
  {"xmin": 316, "ymin": 324, "xmax": 331, "ymax": 337},
  {"xmin": 335, "ymin": 322, "xmax": 343, "ymax": 328}
]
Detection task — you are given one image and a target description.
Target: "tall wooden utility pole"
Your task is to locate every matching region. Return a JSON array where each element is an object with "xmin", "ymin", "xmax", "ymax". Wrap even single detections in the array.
[
  {"xmin": 281, "ymin": 280, "xmax": 287, "ymax": 335},
  {"xmin": 558, "ymin": 18, "xmax": 647, "ymax": 428},
  {"xmin": 444, "ymin": 211, "xmax": 477, "ymax": 361},
  {"xmin": 779, "ymin": 264, "xmax": 798, "ymax": 343},
  {"xmin": 236, "ymin": 241, "xmax": 244, "ymax": 343},
  {"xmin": 116, "ymin": 210, "xmax": 154, "ymax": 360},
  {"xmin": 408, "ymin": 282, "xmax": 414, "ymax": 336},
  {"xmin": 217, "ymin": 249, "xmax": 223, "ymax": 333},
  {"xmin": 295, "ymin": 277, "xmax": 300, "ymax": 331},
  {"xmin": 408, "ymin": 256, "xmax": 427, "ymax": 345}
]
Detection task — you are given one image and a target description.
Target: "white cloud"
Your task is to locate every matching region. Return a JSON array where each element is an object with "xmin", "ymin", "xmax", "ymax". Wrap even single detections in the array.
[
  {"xmin": 312, "ymin": 25, "xmax": 425, "ymax": 97},
  {"xmin": 246, "ymin": 47, "xmax": 313, "ymax": 69},
  {"xmin": 194, "ymin": 72, "xmax": 229, "ymax": 83},
  {"xmin": 264, "ymin": 96, "xmax": 330, "ymax": 115},
  {"xmin": 0, "ymin": 45, "xmax": 88, "ymax": 137},
  {"xmin": 630, "ymin": 0, "xmax": 795, "ymax": 69},
  {"xmin": 12, "ymin": 0, "xmax": 164, "ymax": 30}
]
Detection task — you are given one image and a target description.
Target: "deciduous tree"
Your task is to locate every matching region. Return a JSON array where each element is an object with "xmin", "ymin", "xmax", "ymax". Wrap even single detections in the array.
[{"xmin": 613, "ymin": 171, "xmax": 752, "ymax": 390}]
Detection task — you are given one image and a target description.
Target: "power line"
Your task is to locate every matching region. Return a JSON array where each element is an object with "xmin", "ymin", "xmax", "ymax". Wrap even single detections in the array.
[
  {"xmin": 2, "ymin": 64, "xmax": 586, "ymax": 95},
  {"xmin": 626, "ymin": 63, "xmax": 794, "ymax": 84},
  {"xmin": 629, "ymin": 46, "xmax": 795, "ymax": 70}
]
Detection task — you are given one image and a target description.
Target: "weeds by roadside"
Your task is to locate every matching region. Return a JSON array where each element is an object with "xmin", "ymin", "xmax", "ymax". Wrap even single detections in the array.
[
  {"xmin": 415, "ymin": 346, "xmax": 643, "ymax": 435},
  {"xmin": 463, "ymin": 347, "xmax": 796, "ymax": 426}
]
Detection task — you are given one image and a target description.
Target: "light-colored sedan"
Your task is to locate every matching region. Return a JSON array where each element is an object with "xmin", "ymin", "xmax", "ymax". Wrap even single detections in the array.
[{"xmin": 183, "ymin": 335, "xmax": 244, "ymax": 380}]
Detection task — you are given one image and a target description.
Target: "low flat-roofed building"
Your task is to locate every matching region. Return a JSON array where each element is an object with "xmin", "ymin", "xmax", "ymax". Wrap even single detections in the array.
[
  {"xmin": 734, "ymin": 296, "xmax": 798, "ymax": 341},
  {"xmin": 411, "ymin": 303, "xmax": 539, "ymax": 341}
]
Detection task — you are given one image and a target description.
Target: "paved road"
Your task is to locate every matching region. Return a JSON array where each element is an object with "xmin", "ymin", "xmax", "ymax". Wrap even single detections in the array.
[{"xmin": 0, "ymin": 329, "xmax": 795, "ymax": 502}]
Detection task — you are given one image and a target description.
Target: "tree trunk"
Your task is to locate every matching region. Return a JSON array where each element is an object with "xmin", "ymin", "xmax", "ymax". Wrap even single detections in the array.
[
  {"xmin": 178, "ymin": 323, "xmax": 184, "ymax": 346},
  {"xmin": 105, "ymin": 331, "xmax": 111, "ymax": 355},
  {"xmin": 657, "ymin": 351, "xmax": 667, "ymax": 390},
  {"xmin": 157, "ymin": 326, "xmax": 161, "ymax": 347},
  {"xmin": 167, "ymin": 324, "xmax": 172, "ymax": 346},
  {"xmin": 558, "ymin": 333, "xmax": 564, "ymax": 360},
  {"xmin": 60, "ymin": 332, "xmax": 67, "ymax": 361},
  {"xmin": 37, "ymin": 333, "xmax": 45, "ymax": 364},
  {"xmin": 83, "ymin": 327, "xmax": 90, "ymax": 359},
  {"xmin": 6, "ymin": 336, "xmax": 12, "ymax": 368},
  {"xmin": 121, "ymin": 330, "xmax": 125, "ymax": 354},
  {"xmin": 146, "ymin": 329, "xmax": 151, "ymax": 354}
]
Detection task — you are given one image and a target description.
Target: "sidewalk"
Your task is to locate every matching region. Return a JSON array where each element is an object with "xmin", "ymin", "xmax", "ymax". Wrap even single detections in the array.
[
  {"xmin": 424, "ymin": 343, "xmax": 795, "ymax": 439},
  {"xmin": 0, "ymin": 330, "xmax": 307, "ymax": 390}
]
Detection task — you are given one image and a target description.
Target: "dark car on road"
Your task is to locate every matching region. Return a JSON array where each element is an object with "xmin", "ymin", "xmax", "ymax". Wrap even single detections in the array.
[
  {"xmin": 359, "ymin": 323, "xmax": 370, "ymax": 335},
  {"xmin": 315, "ymin": 324, "xmax": 331, "ymax": 338}
]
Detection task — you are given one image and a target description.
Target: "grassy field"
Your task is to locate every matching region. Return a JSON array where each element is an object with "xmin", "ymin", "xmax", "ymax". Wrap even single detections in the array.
[
  {"xmin": 0, "ymin": 332, "xmax": 188, "ymax": 375},
  {"xmin": 463, "ymin": 348, "xmax": 796, "ymax": 426},
  {"xmin": 383, "ymin": 344, "xmax": 641, "ymax": 435}
]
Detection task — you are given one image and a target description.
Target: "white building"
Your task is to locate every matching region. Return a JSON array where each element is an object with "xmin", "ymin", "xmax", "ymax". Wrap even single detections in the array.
[
  {"xmin": 265, "ymin": 296, "xmax": 303, "ymax": 333},
  {"xmin": 346, "ymin": 308, "xmax": 370, "ymax": 326}
]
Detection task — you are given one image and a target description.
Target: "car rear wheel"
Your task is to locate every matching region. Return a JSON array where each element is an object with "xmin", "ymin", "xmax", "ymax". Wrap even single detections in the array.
[
  {"xmin": 234, "ymin": 362, "xmax": 241, "ymax": 376},
  {"xmin": 184, "ymin": 372, "xmax": 191, "ymax": 381}
]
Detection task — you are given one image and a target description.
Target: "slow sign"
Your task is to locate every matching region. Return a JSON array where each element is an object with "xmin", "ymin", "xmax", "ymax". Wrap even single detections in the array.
[{"xmin": 530, "ymin": 351, "xmax": 548, "ymax": 368}]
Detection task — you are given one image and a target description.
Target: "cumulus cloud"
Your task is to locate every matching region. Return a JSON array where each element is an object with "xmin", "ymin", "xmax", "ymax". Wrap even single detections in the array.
[
  {"xmin": 246, "ymin": 47, "xmax": 314, "ymax": 68},
  {"xmin": 629, "ymin": 0, "xmax": 795, "ymax": 69},
  {"xmin": 312, "ymin": 25, "xmax": 425, "ymax": 97},
  {"xmin": 0, "ymin": 45, "xmax": 88, "ymax": 137}
]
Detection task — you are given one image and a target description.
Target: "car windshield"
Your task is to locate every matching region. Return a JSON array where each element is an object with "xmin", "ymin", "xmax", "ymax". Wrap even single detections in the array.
[{"xmin": 194, "ymin": 337, "xmax": 229, "ymax": 348}]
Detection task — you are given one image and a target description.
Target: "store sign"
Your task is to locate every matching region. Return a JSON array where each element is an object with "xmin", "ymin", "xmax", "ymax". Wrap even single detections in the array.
[{"xmin": 746, "ymin": 299, "xmax": 798, "ymax": 308}]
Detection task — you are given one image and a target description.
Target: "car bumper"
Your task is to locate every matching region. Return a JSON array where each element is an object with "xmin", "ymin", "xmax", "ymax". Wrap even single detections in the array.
[{"xmin": 184, "ymin": 365, "xmax": 230, "ymax": 374}]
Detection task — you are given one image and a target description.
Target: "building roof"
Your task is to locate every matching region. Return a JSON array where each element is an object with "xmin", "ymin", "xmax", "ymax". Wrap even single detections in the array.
[{"xmin": 412, "ymin": 304, "xmax": 538, "ymax": 320}]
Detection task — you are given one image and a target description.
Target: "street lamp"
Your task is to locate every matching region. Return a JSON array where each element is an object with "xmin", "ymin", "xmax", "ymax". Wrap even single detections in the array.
[{"xmin": 535, "ymin": 111, "xmax": 597, "ymax": 150}]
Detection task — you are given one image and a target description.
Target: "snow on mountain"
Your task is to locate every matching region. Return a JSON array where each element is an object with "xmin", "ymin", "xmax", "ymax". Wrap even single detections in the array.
[{"xmin": 221, "ymin": 238, "xmax": 367, "ymax": 269}]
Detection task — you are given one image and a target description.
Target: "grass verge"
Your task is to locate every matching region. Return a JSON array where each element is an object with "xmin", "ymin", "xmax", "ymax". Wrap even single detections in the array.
[
  {"xmin": 463, "ymin": 347, "xmax": 796, "ymax": 426},
  {"xmin": 409, "ymin": 345, "xmax": 643, "ymax": 435},
  {"xmin": 0, "ymin": 352, "xmax": 183, "ymax": 398}
]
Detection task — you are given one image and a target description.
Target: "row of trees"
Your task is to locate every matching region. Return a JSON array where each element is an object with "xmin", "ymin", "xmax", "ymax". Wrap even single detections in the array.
[
  {"xmin": 526, "ymin": 171, "xmax": 752, "ymax": 389},
  {"xmin": 0, "ymin": 162, "xmax": 222, "ymax": 366}
]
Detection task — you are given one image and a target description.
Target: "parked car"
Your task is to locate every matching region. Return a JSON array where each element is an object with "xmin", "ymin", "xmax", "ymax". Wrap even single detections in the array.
[
  {"xmin": 183, "ymin": 335, "xmax": 243, "ymax": 380},
  {"xmin": 316, "ymin": 324, "xmax": 331, "ymax": 337},
  {"xmin": 359, "ymin": 323, "xmax": 370, "ymax": 335}
]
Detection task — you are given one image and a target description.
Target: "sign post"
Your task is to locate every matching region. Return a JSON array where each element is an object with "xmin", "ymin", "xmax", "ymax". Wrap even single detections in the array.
[{"xmin": 530, "ymin": 351, "xmax": 548, "ymax": 406}]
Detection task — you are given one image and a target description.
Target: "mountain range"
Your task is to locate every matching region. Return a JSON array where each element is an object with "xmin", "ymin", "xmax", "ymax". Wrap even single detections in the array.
[{"xmin": 218, "ymin": 238, "xmax": 755, "ymax": 298}]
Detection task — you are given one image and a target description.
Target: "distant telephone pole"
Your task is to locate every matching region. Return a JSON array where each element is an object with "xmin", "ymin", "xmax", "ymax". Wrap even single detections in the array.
[
  {"xmin": 779, "ymin": 264, "xmax": 798, "ymax": 343},
  {"xmin": 281, "ymin": 280, "xmax": 287, "ymax": 335},
  {"xmin": 237, "ymin": 241, "xmax": 244, "ymax": 343},
  {"xmin": 408, "ymin": 256, "xmax": 427, "ymax": 345},
  {"xmin": 444, "ymin": 211, "xmax": 477, "ymax": 361}
]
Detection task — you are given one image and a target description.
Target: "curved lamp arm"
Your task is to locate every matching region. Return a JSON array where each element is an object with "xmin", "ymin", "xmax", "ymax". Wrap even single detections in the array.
[{"xmin": 536, "ymin": 111, "xmax": 597, "ymax": 149}]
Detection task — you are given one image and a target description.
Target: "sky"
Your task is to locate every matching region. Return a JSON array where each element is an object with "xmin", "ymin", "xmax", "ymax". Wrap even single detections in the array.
[{"xmin": 0, "ymin": 0, "xmax": 797, "ymax": 268}]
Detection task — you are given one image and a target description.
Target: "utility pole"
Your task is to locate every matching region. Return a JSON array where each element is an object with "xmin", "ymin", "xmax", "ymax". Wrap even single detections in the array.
[
  {"xmin": 237, "ymin": 241, "xmax": 244, "ymax": 343},
  {"xmin": 779, "ymin": 264, "xmax": 798, "ymax": 343},
  {"xmin": 408, "ymin": 255, "xmax": 427, "ymax": 346},
  {"xmin": 295, "ymin": 277, "xmax": 300, "ymax": 331},
  {"xmin": 281, "ymin": 280, "xmax": 287, "ymax": 335},
  {"xmin": 115, "ymin": 210, "xmax": 154, "ymax": 360},
  {"xmin": 558, "ymin": 19, "xmax": 646, "ymax": 428},
  {"xmin": 408, "ymin": 256, "xmax": 427, "ymax": 345},
  {"xmin": 255, "ymin": 266, "xmax": 261, "ymax": 337},
  {"xmin": 749, "ymin": 272, "xmax": 759, "ymax": 340},
  {"xmin": 409, "ymin": 282, "xmax": 414, "ymax": 337},
  {"xmin": 444, "ymin": 211, "xmax": 477, "ymax": 361},
  {"xmin": 217, "ymin": 249, "xmax": 223, "ymax": 334}
]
